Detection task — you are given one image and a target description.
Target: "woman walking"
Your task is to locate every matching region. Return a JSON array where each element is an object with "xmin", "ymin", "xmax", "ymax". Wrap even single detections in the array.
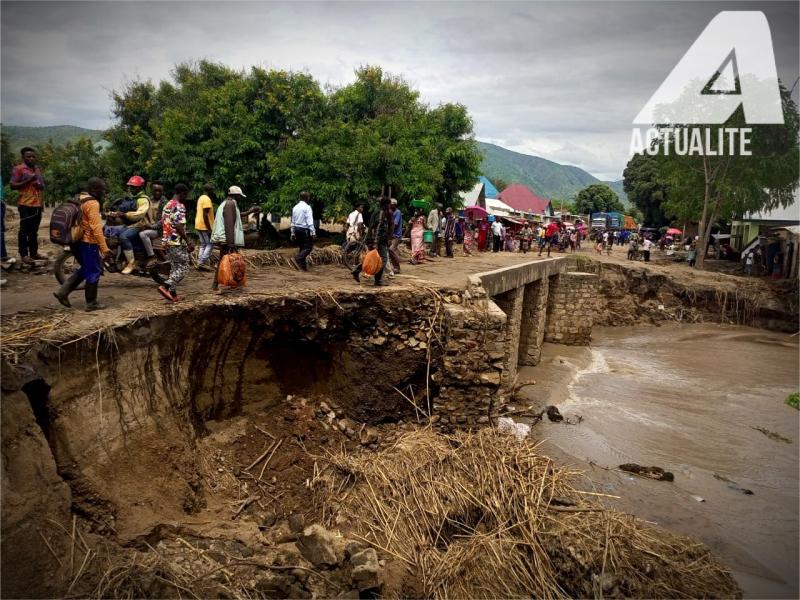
[
  {"xmin": 409, "ymin": 208, "xmax": 427, "ymax": 264},
  {"xmin": 462, "ymin": 217, "xmax": 474, "ymax": 256}
]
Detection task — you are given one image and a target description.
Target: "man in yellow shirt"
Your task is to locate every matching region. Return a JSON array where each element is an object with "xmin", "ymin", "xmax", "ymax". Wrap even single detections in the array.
[{"xmin": 195, "ymin": 183, "xmax": 216, "ymax": 271}]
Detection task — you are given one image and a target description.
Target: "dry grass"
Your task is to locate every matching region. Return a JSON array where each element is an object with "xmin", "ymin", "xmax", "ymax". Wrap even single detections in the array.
[
  {"xmin": 244, "ymin": 245, "xmax": 344, "ymax": 269},
  {"xmin": 316, "ymin": 428, "xmax": 742, "ymax": 599}
]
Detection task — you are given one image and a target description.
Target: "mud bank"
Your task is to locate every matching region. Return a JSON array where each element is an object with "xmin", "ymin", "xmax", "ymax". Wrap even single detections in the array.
[
  {"xmin": 581, "ymin": 259, "xmax": 799, "ymax": 332},
  {"xmin": 2, "ymin": 290, "xmax": 449, "ymax": 597}
]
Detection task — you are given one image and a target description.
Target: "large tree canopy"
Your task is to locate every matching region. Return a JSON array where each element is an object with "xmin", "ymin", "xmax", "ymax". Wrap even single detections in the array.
[
  {"xmin": 105, "ymin": 62, "xmax": 481, "ymax": 217},
  {"xmin": 574, "ymin": 183, "xmax": 624, "ymax": 215},
  {"xmin": 647, "ymin": 83, "xmax": 799, "ymax": 268},
  {"xmin": 622, "ymin": 153, "xmax": 670, "ymax": 228}
]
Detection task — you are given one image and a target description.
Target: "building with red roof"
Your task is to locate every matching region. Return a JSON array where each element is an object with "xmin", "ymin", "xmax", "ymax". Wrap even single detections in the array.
[{"xmin": 497, "ymin": 183, "xmax": 554, "ymax": 217}]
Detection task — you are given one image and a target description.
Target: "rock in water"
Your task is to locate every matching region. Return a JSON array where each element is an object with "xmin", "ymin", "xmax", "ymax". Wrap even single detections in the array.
[{"xmin": 546, "ymin": 406, "xmax": 564, "ymax": 422}]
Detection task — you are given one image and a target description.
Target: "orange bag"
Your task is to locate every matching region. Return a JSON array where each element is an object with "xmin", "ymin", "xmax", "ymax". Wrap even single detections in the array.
[
  {"xmin": 362, "ymin": 249, "xmax": 383, "ymax": 276},
  {"xmin": 217, "ymin": 252, "xmax": 248, "ymax": 288}
]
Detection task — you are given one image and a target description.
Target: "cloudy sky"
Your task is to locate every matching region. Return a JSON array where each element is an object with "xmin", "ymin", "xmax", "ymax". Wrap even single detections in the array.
[{"xmin": 2, "ymin": 1, "xmax": 798, "ymax": 180}]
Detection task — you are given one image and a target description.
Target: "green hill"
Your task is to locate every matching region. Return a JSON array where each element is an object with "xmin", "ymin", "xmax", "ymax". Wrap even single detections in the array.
[
  {"xmin": 1, "ymin": 125, "xmax": 106, "ymax": 152},
  {"xmin": 477, "ymin": 141, "xmax": 627, "ymax": 206}
]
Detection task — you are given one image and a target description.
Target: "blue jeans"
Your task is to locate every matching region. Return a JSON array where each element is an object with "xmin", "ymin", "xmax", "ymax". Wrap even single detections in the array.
[
  {"xmin": 70, "ymin": 242, "xmax": 103, "ymax": 284},
  {"xmin": 197, "ymin": 230, "xmax": 213, "ymax": 264},
  {"xmin": 120, "ymin": 227, "xmax": 140, "ymax": 252}
]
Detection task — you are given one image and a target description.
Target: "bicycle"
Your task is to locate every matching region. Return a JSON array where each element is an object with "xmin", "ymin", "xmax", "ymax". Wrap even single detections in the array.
[{"xmin": 342, "ymin": 232, "xmax": 368, "ymax": 271}]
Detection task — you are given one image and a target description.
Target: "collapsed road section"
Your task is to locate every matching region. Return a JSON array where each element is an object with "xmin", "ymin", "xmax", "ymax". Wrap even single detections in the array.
[{"xmin": 1, "ymin": 254, "xmax": 772, "ymax": 598}]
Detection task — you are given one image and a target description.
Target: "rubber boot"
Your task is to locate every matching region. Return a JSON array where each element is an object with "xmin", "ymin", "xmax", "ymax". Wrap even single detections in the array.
[
  {"xmin": 84, "ymin": 283, "xmax": 106, "ymax": 311},
  {"xmin": 53, "ymin": 272, "xmax": 82, "ymax": 308},
  {"xmin": 121, "ymin": 250, "xmax": 136, "ymax": 274}
]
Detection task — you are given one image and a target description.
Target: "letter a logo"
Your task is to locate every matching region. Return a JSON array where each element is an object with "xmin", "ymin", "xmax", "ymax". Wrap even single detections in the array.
[{"xmin": 634, "ymin": 12, "xmax": 783, "ymax": 125}]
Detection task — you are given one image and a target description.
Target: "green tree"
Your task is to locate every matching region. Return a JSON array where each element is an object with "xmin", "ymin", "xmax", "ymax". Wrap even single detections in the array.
[
  {"xmin": 550, "ymin": 197, "xmax": 577, "ymax": 214},
  {"xmin": 1, "ymin": 132, "xmax": 18, "ymax": 203},
  {"xmin": 1, "ymin": 132, "xmax": 15, "ymax": 183},
  {"xmin": 622, "ymin": 153, "xmax": 669, "ymax": 228},
  {"xmin": 574, "ymin": 183, "xmax": 624, "ymax": 215},
  {"xmin": 106, "ymin": 63, "xmax": 481, "ymax": 218},
  {"xmin": 38, "ymin": 138, "xmax": 110, "ymax": 205},
  {"xmin": 269, "ymin": 66, "xmax": 480, "ymax": 216},
  {"xmin": 655, "ymin": 83, "xmax": 799, "ymax": 268}
]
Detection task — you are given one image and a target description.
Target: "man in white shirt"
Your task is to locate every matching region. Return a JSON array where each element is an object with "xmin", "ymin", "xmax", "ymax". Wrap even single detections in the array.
[
  {"xmin": 491, "ymin": 219, "xmax": 503, "ymax": 252},
  {"xmin": 291, "ymin": 191, "xmax": 316, "ymax": 271},
  {"xmin": 642, "ymin": 237, "xmax": 654, "ymax": 262},
  {"xmin": 427, "ymin": 204, "xmax": 442, "ymax": 256},
  {"xmin": 346, "ymin": 203, "xmax": 364, "ymax": 243}
]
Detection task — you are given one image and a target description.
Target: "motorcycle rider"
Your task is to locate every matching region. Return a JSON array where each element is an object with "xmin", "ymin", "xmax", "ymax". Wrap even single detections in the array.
[
  {"xmin": 53, "ymin": 178, "xmax": 113, "ymax": 311},
  {"xmin": 110, "ymin": 176, "xmax": 154, "ymax": 274},
  {"xmin": 138, "ymin": 182, "xmax": 168, "ymax": 268}
]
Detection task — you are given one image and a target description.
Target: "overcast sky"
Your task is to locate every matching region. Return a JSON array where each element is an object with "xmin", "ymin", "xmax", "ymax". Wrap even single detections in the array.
[{"xmin": 2, "ymin": 1, "xmax": 798, "ymax": 180}]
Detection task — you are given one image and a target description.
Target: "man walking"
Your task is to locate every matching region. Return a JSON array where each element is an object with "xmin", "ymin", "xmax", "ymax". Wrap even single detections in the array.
[
  {"xmin": 539, "ymin": 219, "xmax": 560, "ymax": 257},
  {"xmin": 346, "ymin": 203, "xmax": 364, "ymax": 243},
  {"xmin": 388, "ymin": 198, "xmax": 403, "ymax": 275},
  {"xmin": 491, "ymin": 218, "xmax": 503, "ymax": 252},
  {"xmin": 9, "ymin": 147, "xmax": 46, "ymax": 265},
  {"xmin": 642, "ymin": 237, "xmax": 654, "ymax": 262},
  {"xmin": 352, "ymin": 196, "xmax": 391, "ymax": 286},
  {"xmin": 290, "ymin": 191, "xmax": 316, "ymax": 271},
  {"xmin": 427, "ymin": 203, "xmax": 441, "ymax": 257},
  {"xmin": 53, "ymin": 178, "xmax": 111, "ymax": 311},
  {"xmin": 211, "ymin": 186, "xmax": 258, "ymax": 291},
  {"xmin": 158, "ymin": 183, "xmax": 194, "ymax": 302},
  {"xmin": 195, "ymin": 183, "xmax": 216, "ymax": 271},
  {"xmin": 443, "ymin": 207, "xmax": 456, "ymax": 258}
]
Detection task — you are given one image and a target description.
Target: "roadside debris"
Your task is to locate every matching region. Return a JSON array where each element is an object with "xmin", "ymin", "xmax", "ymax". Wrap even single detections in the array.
[
  {"xmin": 713, "ymin": 473, "xmax": 754, "ymax": 495},
  {"xmin": 751, "ymin": 426, "xmax": 792, "ymax": 444},
  {"xmin": 497, "ymin": 416, "xmax": 531, "ymax": 440},
  {"xmin": 618, "ymin": 464, "xmax": 675, "ymax": 482}
]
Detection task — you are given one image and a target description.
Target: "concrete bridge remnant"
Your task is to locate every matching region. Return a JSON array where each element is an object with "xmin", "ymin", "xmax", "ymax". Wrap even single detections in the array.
[{"xmin": 435, "ymin": 257, "xmax": 599, "ymax": 428}]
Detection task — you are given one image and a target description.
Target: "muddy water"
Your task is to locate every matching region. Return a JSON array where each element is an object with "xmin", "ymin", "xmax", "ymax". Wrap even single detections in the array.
[{"xmin": 519, "ymin": 324, "xmax": 799, "ymax": 599}]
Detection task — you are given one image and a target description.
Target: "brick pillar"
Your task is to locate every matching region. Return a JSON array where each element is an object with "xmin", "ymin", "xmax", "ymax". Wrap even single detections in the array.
[
  {"xmin": 492, "ymin": 286, "xmax": 525, "ymax": 381},
  {"xmin": 518, "ymin": 277, "xmax": 549, "ymax": 366},
  {"xmin": 544, "ymin": 272, "xmax": 599, "ymax": 345}
]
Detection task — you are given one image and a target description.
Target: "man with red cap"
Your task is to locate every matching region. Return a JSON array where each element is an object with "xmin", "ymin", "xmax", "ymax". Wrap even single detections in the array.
[{"xmin": 109, "ymin": 175, "xmax": 154, "ymax": 274}]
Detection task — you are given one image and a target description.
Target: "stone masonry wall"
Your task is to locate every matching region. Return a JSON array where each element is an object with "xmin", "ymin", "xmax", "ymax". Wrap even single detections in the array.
[
  {"xmin": 544, "ymin": 272, "xmax": 599, "ymax": 345},
  {"xmin": 518, "ymin": 277, "xmax": 549, "ymax": 366},
  {"xmin": 492, "ymin": 287, "xmax": 525, "ymax": 380},
  {"xmin": 434, "ymin": 298, "xmax": 508, "ymax": 429}
]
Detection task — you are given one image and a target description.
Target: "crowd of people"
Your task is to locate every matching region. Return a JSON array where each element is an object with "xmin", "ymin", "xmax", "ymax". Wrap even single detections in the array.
[
  {"xmin": 3, "ymin": 147, "xmax": 784, "ymax": 310},
  {"xmin": 339, "ymin": 201, "xmax": 593, "ymax": 287}
]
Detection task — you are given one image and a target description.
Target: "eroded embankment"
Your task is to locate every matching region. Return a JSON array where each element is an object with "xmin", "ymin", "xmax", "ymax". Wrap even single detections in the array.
[
  {"xmin": 1, "ymin": 290, "xmax": 446, "ymax": 598},
  {"xmin": 0, "ymin": 260, "xmax": 763, "ymax": 599},
  {"xmin": 583, "ymin": 260, "xmax": 799, "ymax": 331}
]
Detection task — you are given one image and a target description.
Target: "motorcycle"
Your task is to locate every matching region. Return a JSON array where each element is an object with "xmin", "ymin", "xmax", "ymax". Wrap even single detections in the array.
[{"xmin": 54, "ymin": 232, "xmax": 170, "ymax": 289}]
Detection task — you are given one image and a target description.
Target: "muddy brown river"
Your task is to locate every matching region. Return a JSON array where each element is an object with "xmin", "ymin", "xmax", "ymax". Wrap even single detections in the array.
[{"xmin": 519, "ymin": 324, "xmax": 799, "ymax": 599}]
